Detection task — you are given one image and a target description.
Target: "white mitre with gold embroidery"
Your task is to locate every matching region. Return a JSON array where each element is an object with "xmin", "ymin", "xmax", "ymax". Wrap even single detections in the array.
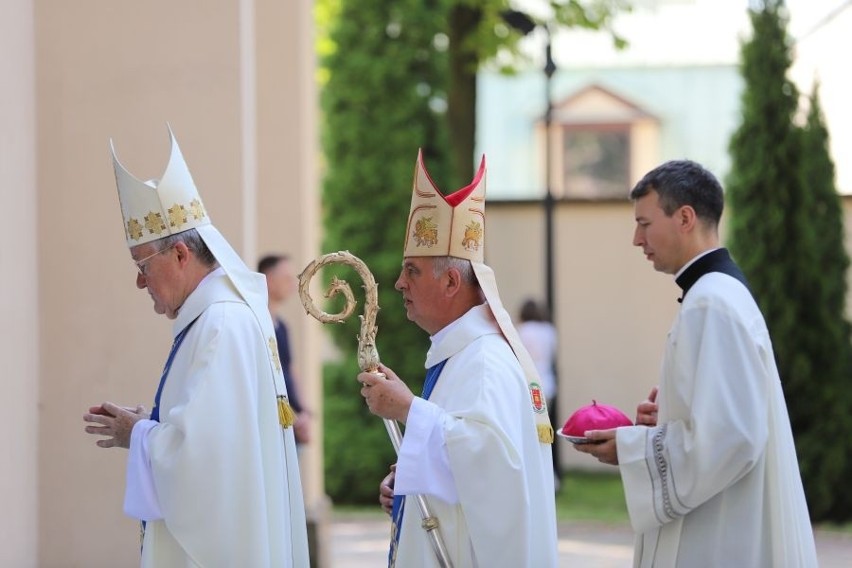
[
  {"xmin": 112, "ymin": 126, "xmax": 209, "ymax": 247},
  {"xmin": 403, "ymin": 149, "xmax": 486, "ymax": 261},
  {"xmin": 110, "ymin": 126, "xmax": 295, "ymax": 428},
  {"xmin": 403, "ymin": 149, "xmax": 553, "ymax": 443}
]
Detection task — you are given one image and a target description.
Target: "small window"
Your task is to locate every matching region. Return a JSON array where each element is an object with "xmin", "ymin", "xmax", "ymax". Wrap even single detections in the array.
[{"xmin": 560, "ymin": 125, "xmax": 630, "ymax": 199}]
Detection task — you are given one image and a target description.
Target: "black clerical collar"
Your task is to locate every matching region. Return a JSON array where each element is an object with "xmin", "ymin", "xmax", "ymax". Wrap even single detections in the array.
[{"xmin": 674, "ymin": 248, "xmax": 751, "ymax": 303}]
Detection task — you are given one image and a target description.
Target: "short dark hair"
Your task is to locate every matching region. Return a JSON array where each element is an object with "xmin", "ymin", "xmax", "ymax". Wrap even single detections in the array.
[
  {"xmin": 519, "ymin": 298, "xmax": 547, "ymax": 322},
  {"xmin": 629, "ymin": 160, "xmax": 724, "ymax": 226},
  {"xmin": 257, "ymin": 254, "xmax": 290, "ymax": 275}
]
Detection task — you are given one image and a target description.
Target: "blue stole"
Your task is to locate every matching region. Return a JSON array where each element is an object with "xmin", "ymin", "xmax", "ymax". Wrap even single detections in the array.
[
  {"xmin": 151, "ymin": 319, "xmax": 198, "ymax": 422},
  {"xmin": 388, "ymin": 359, "xmax": 448, "ymax": 567},
  {"xmin": 141, "ymin": 318, "xmax": 198, "ymax": 545}
]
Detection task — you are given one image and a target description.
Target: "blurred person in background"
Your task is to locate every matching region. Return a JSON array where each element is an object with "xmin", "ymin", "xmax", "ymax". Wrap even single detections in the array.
[
  {"xmin": 258, "ymin": 253, "xmax": 312, "ymax": 449},
  {"xmin": 517, "ymin": 297, "xmax": 560, "ymax": 489}
]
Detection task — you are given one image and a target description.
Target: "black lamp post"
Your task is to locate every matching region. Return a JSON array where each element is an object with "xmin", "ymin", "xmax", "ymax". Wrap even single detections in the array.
[
  {"xmin": 543, "ymin": 29, "xmax": 556, "ymax": 328},
  {"xmin": 502, "ymin": 10, "xmax": 557, "ymax": 324},
  {"xmin": 503, "ymin": 10, "xmax": 561, "ymax": 484}
]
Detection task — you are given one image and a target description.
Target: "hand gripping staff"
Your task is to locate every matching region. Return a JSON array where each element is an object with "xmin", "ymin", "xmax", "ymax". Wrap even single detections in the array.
[{"xmin": 298, "ymin": 251, "xmax": 454, "ymax": 568}]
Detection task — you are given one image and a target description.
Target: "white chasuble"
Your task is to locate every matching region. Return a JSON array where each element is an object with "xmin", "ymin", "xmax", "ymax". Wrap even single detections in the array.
[
  {"xmin": 129, "ymin": 271, "xmax": 309, "ymax": 567},
  {"xmin": 394, "ymin": 304, "xmax": 558, "ymax": 567},
  {"xmin": 616, "ymin": 273, "xmax": 817, "ymax": 567}
]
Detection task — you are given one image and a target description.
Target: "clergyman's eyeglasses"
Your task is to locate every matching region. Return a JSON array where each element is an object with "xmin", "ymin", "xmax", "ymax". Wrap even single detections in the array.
[{"xmin": 134, "ymin": 244, "xmax": 177, "ymax": 276}]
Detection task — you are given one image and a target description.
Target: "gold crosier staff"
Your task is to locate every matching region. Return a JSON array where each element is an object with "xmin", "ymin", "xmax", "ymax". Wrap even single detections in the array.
[{"xmin": 298, "ymin": 251, "xmax": 453, "ymax": 568}]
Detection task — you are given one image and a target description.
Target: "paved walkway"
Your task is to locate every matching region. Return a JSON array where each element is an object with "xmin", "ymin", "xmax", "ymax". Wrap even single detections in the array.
[{"xmin": 330, "ymin": 514, "xmax": 852, "ymax": 567}]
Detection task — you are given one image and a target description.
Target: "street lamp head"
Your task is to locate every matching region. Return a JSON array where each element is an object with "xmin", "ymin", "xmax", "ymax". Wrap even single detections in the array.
[
  {"xmin": 545, "ymin": 44, "xmax": 556, "ymax": 78},
  {"xmin": 501, "ymin": 9, "xmax": 537, "ymax": 36}
]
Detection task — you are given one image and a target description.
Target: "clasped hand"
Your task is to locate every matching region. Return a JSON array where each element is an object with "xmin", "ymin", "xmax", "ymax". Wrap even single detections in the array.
[
  {"xmin": 379, "ymin": 464, "xmax": 396, "ymax": 516},
  {"xmin": 83, "ymin": 402, "xmax": 149, "ymax": 449},
  {"xmin": 356, "ymin": 364, "xmax": 414, "ymax": 423}
]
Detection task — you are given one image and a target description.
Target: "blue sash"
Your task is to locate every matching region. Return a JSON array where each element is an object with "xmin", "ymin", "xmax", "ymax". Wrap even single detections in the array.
[
  {"xmin": 151, "ymin": 318, "xmax": 198, "ymax": 422},
  {"xmin": 141, "ymin": 317, "xmax": 198, "ymax": 547},
  {"xmin": 388, "ymin": 359, "xmax": 448, "ymax": 567}
]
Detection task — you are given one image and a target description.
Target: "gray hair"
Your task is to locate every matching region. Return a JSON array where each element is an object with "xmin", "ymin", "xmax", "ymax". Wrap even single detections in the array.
[
  {"xmin": 431, "ymin": 256, "xmax": 477, "ymax": 285},
  {"xmin": 154, "ymin": 229, "xmax": 218, "ymax": 268}
]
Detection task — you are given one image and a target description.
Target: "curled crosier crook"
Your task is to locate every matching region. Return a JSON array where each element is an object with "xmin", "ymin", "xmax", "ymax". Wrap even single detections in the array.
[
  {"xmin": 297, "ymin": 250, "xmax": 454, "ymax": 567},
  {"xmin": 297, "ymin": 251, "xmax": 381, "ymax": 372}
]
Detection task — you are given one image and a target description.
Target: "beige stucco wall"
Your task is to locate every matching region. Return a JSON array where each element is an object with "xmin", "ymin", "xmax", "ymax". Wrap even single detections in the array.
[
  {"xmin": 252, "ymin": 0, "xmax": 328, "ymax": 557},
  {"xmin": 1, "ymin": 1, "xmax": 38, "ymax": 566},
  {"xmin": 0, "ymin": 0, "xmax": 320, "ymax": 565}
]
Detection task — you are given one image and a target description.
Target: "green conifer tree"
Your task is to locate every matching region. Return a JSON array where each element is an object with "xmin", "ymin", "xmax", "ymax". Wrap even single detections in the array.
[
  {"xmin": 798, "ymin": 83, "xmax": 852, "ymax": 521},
  {"xmin": 727, "ymin": 0, "xmax": 852, "ymax": 520},
  {"xmin": 318, "ymin": 0, "xmax": 449, "ymax": 503}
]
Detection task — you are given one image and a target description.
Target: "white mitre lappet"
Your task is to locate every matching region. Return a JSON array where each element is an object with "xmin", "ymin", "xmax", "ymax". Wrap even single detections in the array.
[
  {"xmin": 110, "ymin": 125, "xmax": 295, "ymax": 427},
  {"xmin": 403, "ymin": 149, "xmax": 553, "ymax": 443}
]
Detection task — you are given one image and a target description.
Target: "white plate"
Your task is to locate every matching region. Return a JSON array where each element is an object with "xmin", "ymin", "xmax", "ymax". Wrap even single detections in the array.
[{"xmin": 556, "ymin": 431, "xmax": 591, "ymax": 444}]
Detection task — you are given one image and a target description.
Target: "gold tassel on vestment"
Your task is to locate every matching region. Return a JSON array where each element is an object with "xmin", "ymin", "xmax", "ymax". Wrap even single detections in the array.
[
  {"xmin": 538, "ymin": 424, "xmax": 554, "ymax": 444},
  {"xmin": 278, "ymin": 396, "xmax": 296, "ymax": 427}
]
